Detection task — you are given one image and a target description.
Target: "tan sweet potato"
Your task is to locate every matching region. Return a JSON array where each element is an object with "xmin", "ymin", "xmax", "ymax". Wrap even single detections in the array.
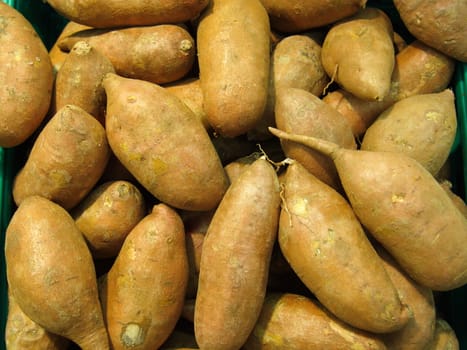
[
  {"xmin": 361, "ymin": 89, "xmax": 457, "ymax": 176},
  {"xmin": 194, "ymin": 158, "xmax": 281, "ymax": 350},
  {"xmin": 45, "ymin": 0, "xmax": 209, "ymax": 28},
  {"xmin": 394, "ymin": 0, "xmax": 467, "ymax": 62},
  {"xmin": 0, "ymin": 2, "xmax": 54, "ymax": 148},
  {"xmin": 269, "ymin": 127, "xmax": 467, "ymax": 291},
  {"xmin": 274, "ymin": 87, "xmax": 356, "ymax": 189},
  {"xmin": 377, "ymin": 247, "xmax": 436, "ymax": 349},
  {"xmin": 101, "ymin": 203, "xmax": 188, "ymax": 350},
  {"xmin": 426, "ymin": 319, "xmax": 460, "ymax": 350},
  {"xmin": 103, "ymin": 73, "xmax": 229, "ymax": 211},
  {"xmin": 5, "ymin": 195, "xmax": 109, "ymax": 349},
  {"xmin": 58, "ymin": 24, "xmax": 196, "ymax": 85},
  {"xmin": 260, "ymin": 0, "xmax": 367, "ymax": 33},
  {"xmin": 5, "ymin": 291, "xmax": 70, "ymax": 349},
  {"xmin": 12, "ymin": 104, "xmax": 110, "ymax": 210},
  {"xmin": 52, "ymin": 40, "xmax": 115, "ymax": 125},
  {"xmin": 323, "ymin": 40, "xmax": 456, "ymax": 137},
  {"xmin": 197, "ymin": 0, "xmax": 270, "ymax": 137},
  {"xmin": 71, "ymin": 180, "xmax": 146, "ymax": 259},
  {"xmin": 243, "ymin": 293, "xmax": 387, "ymax": 349},
  {"xmin": 279, "ymin": 160, "xmax": 408, "ymax": 333},
  {"xmin": 321, "ymin": 7, "xmax": 395, "ymax": 101}
]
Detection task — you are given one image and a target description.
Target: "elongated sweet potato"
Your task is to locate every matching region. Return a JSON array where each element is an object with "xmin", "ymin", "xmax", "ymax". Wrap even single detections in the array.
[
  {"xmin": 197, "ymin": 0, "xmax": 270, "ymax": 137},
  {"xmin": 260, "ymin": 0, "xmax": 367, "ymax": 33},
  {"xmin": 279, "ymin": 161, "xmax": 408, "ymax": 333},
  {"xmin": 243, "ymin": 293, "xmax": 387, "ymax": 349},
  {"xmin": 52, "ymin": 40, "xmax": 115, "ymax": 125},
  {"xmin": 323, "ymin": 40, "xmax": 456, "ymax": 136},
  {"xmin": 45, "ymin": 0, "xmax": 209, "ymax": 28},
  {"xmin": 269, "ymin": 127, "xmax": 467, "ymax": 291},
  {"xmin": 5, "ymin": 195, "xmax": 109, "ymax": 349},
  {"xmin": 12, "ymin": 104, "xmax": 110, "ymax": 210},
  {"xmin": 361, "ymin": 89, "xmax": 457, "ymax": 176},
  {"xmin": 59, "ymin": 24, "xmax": 195, "ymax": 85},
  {"xmin": 101, "ymin": 203, "xmax": 188, "ymax": 350},
  {"xmin": 0, "ymin": 3, "xmax": 54, "ymax": 148},
  {"xmin": 274, "ymin": 87, "xmax": 356, "ymax": 189},
  {"xmin": 103, "ymin": 73, "xmax": 229, "ymax": 211},
  {"xmin": 321, "ymin": 7, "xmax": 395, "ymax": 101},
  {"xmin": 71, "ymin": 180, "xmax": 146, "ymax": 259},
  {"xmin": 5, "ymin": 291, "xmax": 70, "ymax": 349},
  {"xmin": 194, "ymin": 158, "xmax": 281, "ymax": 350}
]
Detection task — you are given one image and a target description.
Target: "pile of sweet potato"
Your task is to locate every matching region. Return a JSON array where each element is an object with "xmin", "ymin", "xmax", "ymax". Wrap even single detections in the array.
[{"xmin": 2, "ymin": 0, "xmax": 466, "ymax": 349}]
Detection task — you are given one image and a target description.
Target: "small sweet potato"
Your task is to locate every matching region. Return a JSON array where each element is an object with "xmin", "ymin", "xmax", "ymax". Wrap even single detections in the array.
[
  {"xmin": 425, "ymin": 319, "xmax": 460, "ymax": 350},
  {"xmin": 12, "ymin": 104, "xmax": 110, "ymax": 210},
  {"xmin": 101, "ymin": 203, "xmax": 188, "ymax": 350},
  {"xmin": 103, "ymin": 73, "xmax": 229, "ymax": 211},
  {"xmin": 59, "ymin": 24, "xmax": 196, "ymax": 85},
  {"xmin": 243, "ymin": 293, "xmax": 387, "ymax": 349},
  {"xmin": 71, "ymin": 180, "xmax": 146, "ymax": 259},
  {"xmin": 321, "ymin": 7, "xmax": 395, "ymax": 101},
  {"xmin": 0, "ymin": 2, "xmax": 54, "ymax": 148},
  {"xmin": 5, "ymin": 195, "xmax": 109, "ymax": 349},
  {"xmin": 194, "ymin": 158, "xmax": 281, "ymax": 350}
]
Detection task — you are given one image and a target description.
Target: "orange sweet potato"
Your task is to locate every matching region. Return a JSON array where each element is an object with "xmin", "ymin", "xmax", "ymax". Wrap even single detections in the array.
[
  {"xmin": 59, "ymin": 24, "xmax": 196, "ymax": 85},
  {"xmin": 101, "ymin": 203, "xmax": 188, "ymax": 350},
  {"xmin": 103, "ymin": 73, "xmax": 229, "ymax": 211},
  {"xmin": 194, "ymin": 158, "xmax": 281, "ymax": 350},
  {"xmin": 197, "ymin": 0, "xmax": 270, "ymax": 137},
  {"xmin": 12, "ymin": 104, "xmax": 110, "ymax": 210},
  {"xmin": 5, "ymin": 195, "xmax": 109, "ymax": 349},
  {"xmin": 71, "ymin": 180, "xmax": 146, "ymax": 259},
  {"xmin": 0, "ymin": 3, "xmax": 54, "ymax": 148}
]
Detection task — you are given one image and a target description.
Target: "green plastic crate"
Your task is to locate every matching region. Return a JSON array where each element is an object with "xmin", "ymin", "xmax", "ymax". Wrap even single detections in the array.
[{"xmin": 0, "ymin": 1, "xmax": 466, "ymax": 349}]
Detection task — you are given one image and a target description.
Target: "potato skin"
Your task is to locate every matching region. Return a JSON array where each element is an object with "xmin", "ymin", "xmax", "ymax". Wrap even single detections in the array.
[
  {"xmin": 243, "ymin": 293, "xmax": 387, "ymax": 350},
  {"xmin": 197, "ymin": 0, "xmax": 270, "ymax": 137},
  {"xmin": 71, "ymin": 180, "xmax": 146, "ymax": 259},
  {"xmin": 279, "ymin": 161, "xmax": 408, "ymax": 333},
  {"xmin": 103, "ymin": 73, "xmax": 229, "ymax": 211},
  {"xmin": 45, "ymin": 0, "xmax": 209, "ymax": 28},
  {"xmin": 59, "ymin": 25, "xmax": 195, "ymax": 85},
  {"xmin": 394, "ymin": 0, "xmax": 467, "ymax": 62},
  {"xmin": 0, "ymin": 3, "xmax": 54, "ymax": 148},
  {"xmin": 12, "ymin": 104, "xmax": 110, "ymax": 210},
  {"xmin": 194, "ymin": 158, "xmax": 281, "ymax": 350},
  {"xmin": 101, "ymin": 203, "xmax": 189, "ymax": 350},
  {"xmin": 5, "ymin": 196, "xmax": 109, "ymax": 349},
  {"xmin": 260, "ymin": 0, "xmax": 367, "ymax": 33},
  {"xmin": 426, "ymin": 319, "xmax": 460, "ymax": 350}
]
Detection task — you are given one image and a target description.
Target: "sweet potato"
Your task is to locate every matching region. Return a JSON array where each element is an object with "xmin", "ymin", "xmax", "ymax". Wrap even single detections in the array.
[
  {"xmin": 279, "ymin": 160, "xmax": 408, "ymax": 333},
  {"xmin": 71, "ymin": 180, "xmax": 146, "ymax": 259},
  {"xmin": 5, "ymin": 195, "xmax": 109, "ymax": 349},
  {"xmin": 426, "ymin": 319, "xmax": 460, "ymax": 350},
  {"xmin": 100, "ymin": 203, "xmax": 188, "ymax": 350},
  {"xmin": 44, "ymin": 0, "xmax": 209, "ymax": 28},
  {"xmin": 321, "ymin": 7, "xmax": 395, "ymax": 101},
  {"xmin": 58, "ymin": 24, "xmax": 196, "ymax": 85},
  {"xmin": 268, "ymin": 127, "xmax": 467, "ymax": 291},
  {"xmin": 194, "ymin": 158, "xmax": 281, "ymax": 350},
  {"xmin": 12, "ymin": 104, "xmax": 110, "ymax": 210},
  {"xmin": 197, "ymin": 0, "xmax": 270, "ymax": 137},
  {"xmin": 274, "ymin": 87, "xmax": 356, "ymax": 189},
  {"xmin": 243, "ymin": 293, "xmax": 387, "ymax": 349},
  {"xmin": 377, "ymin": 247, "xmax": 436, "ymax": 349},
  {"xmin": 361, "ymin": 89, "xmax": 457, "ymax": 176},
  {"xmin": 0, "ymin": 2, "xmax": 54, "ymax": 148},
  {"xmin": 259, "ymin": 0, "xmax": 367, "ymax": 33},
  {"xmin": 103, "ymin": 73, "xmax": 229, "ymax": 211},
  {"xmin": 323, "ymin": 40, "xmax": 456, "ymax": 136},
  {"xmin": 52, "ymin": 40, "xmax": 115, "ymax": 125},
  {"xmin": 5, "ymin": 291, "xmax": 70, "ymax": 349},
  {"xmin": 393, "ymin": 0, "xmax": 467, "ymax": 62}
]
